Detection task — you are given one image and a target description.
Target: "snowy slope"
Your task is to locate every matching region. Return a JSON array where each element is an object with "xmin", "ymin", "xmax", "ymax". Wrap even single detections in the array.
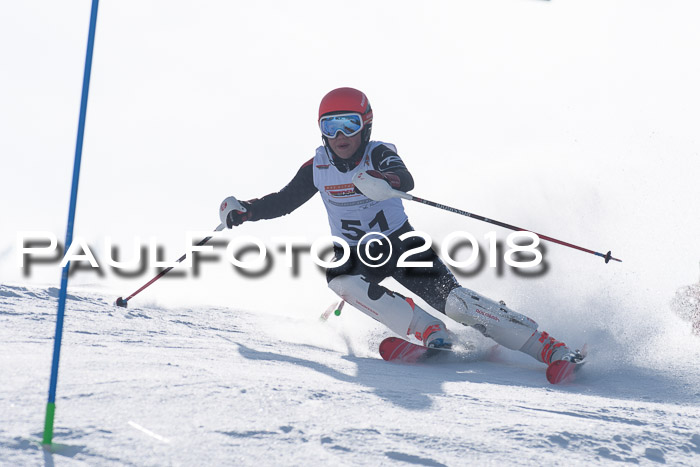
[{"xmin": 1, "ymin": 284, "xmax": 699, "ymax": 466}]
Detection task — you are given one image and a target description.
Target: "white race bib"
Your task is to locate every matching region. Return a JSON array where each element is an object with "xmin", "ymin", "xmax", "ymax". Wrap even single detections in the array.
[{"xmin": 312, "ymin": 142, "xmax": 408, "ymax": 245}]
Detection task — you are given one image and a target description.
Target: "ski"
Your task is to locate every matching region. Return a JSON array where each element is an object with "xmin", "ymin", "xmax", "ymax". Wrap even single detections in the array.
[
  {"xmin": 546, "ymin": 359, "xmax": 584, "ymax": 384},
  {"xmin": 546, "ymin": 345, "xmax": 588, "ymax": 384},
  {"xmin": 381, "ymin": 336, "xmax": 587, "ymax": 385},
  {"xmin": 379, "ymin": 336, "xmax": 452, "ymax": 363}
]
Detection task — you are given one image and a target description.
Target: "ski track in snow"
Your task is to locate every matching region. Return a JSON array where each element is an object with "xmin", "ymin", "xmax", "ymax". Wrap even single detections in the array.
[{"xmin": 1, "ymin": 283, "xmax": 699, "ymax": 466}]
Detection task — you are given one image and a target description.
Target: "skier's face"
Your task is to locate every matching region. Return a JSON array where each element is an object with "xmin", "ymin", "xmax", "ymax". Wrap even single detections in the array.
[{"xmin": 328, "ymin": 132, "xmax": 362, "ymax": 159}]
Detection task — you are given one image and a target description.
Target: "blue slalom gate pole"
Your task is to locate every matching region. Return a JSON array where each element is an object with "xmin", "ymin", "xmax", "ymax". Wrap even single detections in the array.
[{"xmin": 43, "ymin": 0, "xmax": 100, "ymax": 447}]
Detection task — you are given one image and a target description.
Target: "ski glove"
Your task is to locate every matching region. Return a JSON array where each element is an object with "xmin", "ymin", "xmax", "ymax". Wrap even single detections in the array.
[
  {"xmin": 367, "ymin": 170, "xmax": 401, "ymax": 188},
  {"xmin": 352, "ymin": 170, "xmax": 401, "ymax": 201},
  {"xmin": 227, "ymin": 205, "xmax": 252, "ymax": 227}
]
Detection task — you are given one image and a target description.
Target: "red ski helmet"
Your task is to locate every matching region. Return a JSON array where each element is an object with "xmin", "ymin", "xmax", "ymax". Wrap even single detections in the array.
[
  {"xmin": 318, "ymin": 87, "xmax": 373, "ymax": 126},
  {"xmin": 318, "ymin": 87, "xmax": 373, "ymax": 145}
]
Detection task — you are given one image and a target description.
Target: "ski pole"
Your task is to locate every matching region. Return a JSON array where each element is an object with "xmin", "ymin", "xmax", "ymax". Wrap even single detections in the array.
[
  {"xmin": 320, "ymin": 300, "xmax": 345, "ymax": 321},
  {"xmin": 393, "ymin": 192, "xmax": 621, "ymax": 264},
  {"xmin": 115, "ymin": 223, "xmax": 225, "ymax": 307}
]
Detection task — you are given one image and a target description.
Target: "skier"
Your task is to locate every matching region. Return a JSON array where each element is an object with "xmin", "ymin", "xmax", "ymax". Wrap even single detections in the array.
[{"xmin": 220, "ymin": 87, "xmax": 583, "ymax": 371}]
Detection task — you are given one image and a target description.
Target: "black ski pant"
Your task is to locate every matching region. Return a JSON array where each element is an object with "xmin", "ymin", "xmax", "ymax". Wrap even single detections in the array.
[{"xmin": 325, "ymin": 221, "xmax": 460, "ymax": 314}]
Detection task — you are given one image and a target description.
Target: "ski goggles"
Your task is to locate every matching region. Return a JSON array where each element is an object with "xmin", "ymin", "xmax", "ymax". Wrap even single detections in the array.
[{"xmin": 319, "ymin": 113, "xmax": 364, "ymax": 138}]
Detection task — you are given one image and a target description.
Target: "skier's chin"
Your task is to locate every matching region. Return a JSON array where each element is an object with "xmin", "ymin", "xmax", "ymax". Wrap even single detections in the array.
[{"xmin": 335, "ymin": 148, "xmax": 353, "ymax": 159}]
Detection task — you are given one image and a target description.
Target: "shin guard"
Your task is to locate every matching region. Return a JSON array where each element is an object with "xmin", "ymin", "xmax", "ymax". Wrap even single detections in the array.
[
  {"xmin": 445, "ymin": 287, "xmax": 537, "ymax": 350},
  {"xmin": 329, "ymin": 275, "xmax": 449, "ymax": 346}
]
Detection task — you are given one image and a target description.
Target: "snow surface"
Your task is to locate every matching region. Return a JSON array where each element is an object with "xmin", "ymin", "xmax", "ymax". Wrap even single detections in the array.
[
  {"xmin": 2, "ymin": 283, "xmax": 699, "ymax": 466},
  {"xmin": 2, "ymin": 0, "xmax": 700, "ymax": 464}
]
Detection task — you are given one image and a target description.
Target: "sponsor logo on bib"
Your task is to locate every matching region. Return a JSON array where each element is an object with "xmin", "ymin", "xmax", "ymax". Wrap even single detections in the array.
[{"xmin": 325, "ymin": 183, "xmax": 357, "ymax": 198}]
